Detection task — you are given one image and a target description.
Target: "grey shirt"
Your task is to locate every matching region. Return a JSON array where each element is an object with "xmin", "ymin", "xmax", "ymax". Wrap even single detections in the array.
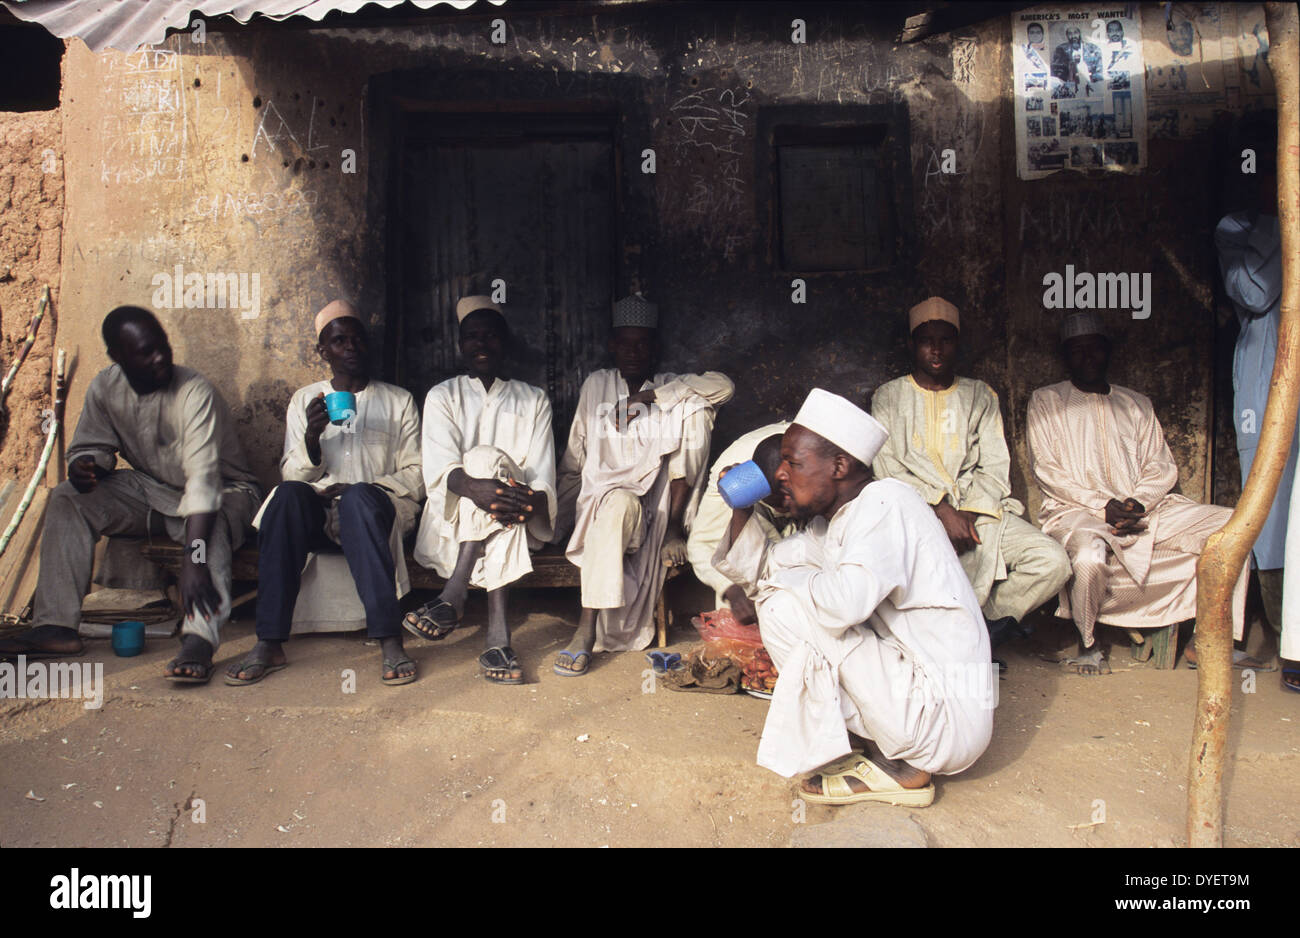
[{"xmin": 67, "ymin": 363, "xmax": 261, "ymax": 518}]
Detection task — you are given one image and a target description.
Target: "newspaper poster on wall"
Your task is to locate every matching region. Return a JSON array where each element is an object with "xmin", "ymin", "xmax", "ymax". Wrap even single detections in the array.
[
  {"xmin": 1142, "ymin": 2, "xmax": 1227, "ymax": 139},
  {"xmin": 1013, "ymin": 5, "xmax": 1147, "ymax": 178}
]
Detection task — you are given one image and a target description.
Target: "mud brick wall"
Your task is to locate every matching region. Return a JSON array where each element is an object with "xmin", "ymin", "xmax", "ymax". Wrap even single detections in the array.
[{"xmin": 0, "ymin": 110, "xmax": 61, "ymax": 484}]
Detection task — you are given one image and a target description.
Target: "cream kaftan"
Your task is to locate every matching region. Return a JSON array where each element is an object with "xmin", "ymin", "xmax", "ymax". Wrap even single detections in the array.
[
  {"xmin": 559, "ymin": 368, "xmax": 733, "ymax": 651},
  {"xmin": 1027, "ymin": 380, "xmax": 1245, "ymax": 644},
  {"xmin": 872, "ymin": 375, "xmax": 1069, "ymax": 622}
]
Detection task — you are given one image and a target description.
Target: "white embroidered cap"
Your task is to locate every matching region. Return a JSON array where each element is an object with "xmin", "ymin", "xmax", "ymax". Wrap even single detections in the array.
[{"xmin": 793, "ymin": 388, "xmax": 889, "ymax": 467}]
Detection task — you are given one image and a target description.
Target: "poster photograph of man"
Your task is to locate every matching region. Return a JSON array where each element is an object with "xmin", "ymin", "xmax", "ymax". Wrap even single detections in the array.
[{"xmin": 1049, "ymin": 21, "xmax": 1103, "ymax": 97}]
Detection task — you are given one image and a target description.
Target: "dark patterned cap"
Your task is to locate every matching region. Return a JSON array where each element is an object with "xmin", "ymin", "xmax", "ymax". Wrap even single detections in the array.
[
  {"xmin": 1061, "ymin": 311, "xmax": 1105, "ymax": 342},
  {"xmin": 612, "ymin": 294, "xmax": 658, "ymax": 329}
]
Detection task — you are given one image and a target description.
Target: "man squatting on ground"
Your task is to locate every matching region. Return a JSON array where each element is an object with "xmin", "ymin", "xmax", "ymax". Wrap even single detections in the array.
[
  {"xmin": 713, "ymin": 389, "xmax": 994, "ymax": 806},
  {"xmin": 555, "ymin": 294, "xmax": 733, "ymax": 674},
  {"xmin": 227, "ymin": 300, "xmax": 424, "ymax": 687},
  {"xmin": 0, "ymin": 307, "xmax": 261, "ymax": 683},
  {"xmin": 871, "ymin": 297, "xmax": 1070, "ymax": 671},
  {"xmin": 404, "ymin": 296, "xmax": 556, "ymax": 685}
]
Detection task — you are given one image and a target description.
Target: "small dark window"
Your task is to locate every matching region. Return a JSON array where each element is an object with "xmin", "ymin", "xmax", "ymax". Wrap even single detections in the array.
[
  {"xmin": 0, "ymin": 17, "xmax": 63, "ymax": 112},
  {"xmin": 774, "ymin": 125, "xmax": 895, "ymax": 273}
]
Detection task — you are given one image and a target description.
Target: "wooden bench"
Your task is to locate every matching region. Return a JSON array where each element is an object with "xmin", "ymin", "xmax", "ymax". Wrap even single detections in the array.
[
  {"xmin": 1128, "ymin": 622, "xmax": 1181, "ymax": 669},
  {"xmin": 138, "ymin": 542, "xmax": 682, "ymax": 647}
]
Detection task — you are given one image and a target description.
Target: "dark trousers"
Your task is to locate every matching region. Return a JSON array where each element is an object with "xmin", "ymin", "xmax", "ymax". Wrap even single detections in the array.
[{"xmin": 256, "ymin": 481, "xmax": 400, "ymax": 640}]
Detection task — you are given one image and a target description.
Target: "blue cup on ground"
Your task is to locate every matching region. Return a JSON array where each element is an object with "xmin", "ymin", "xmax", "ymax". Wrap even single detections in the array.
[
  {"xmin": 325, "ymin": 390, "xmax": 357, "ymax": 425},
  {"xmin": 719, "ymin": 460, "xmax": 772, "ymax": 509},
  {"xmin": 112, "ymin": 620, "xmax": 145, "ymax": 657}
]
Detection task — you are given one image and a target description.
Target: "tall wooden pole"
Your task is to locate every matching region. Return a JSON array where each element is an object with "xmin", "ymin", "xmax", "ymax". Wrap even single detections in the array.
[{"xmin": 1187, "ymin": 2, "xmax": 1300, "ymax": 848}]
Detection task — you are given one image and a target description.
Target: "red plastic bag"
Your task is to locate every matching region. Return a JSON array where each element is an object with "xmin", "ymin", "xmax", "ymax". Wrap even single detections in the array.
[{"xmin": 690, "ymin": 608, "xmax": 764, "ymax": 670}]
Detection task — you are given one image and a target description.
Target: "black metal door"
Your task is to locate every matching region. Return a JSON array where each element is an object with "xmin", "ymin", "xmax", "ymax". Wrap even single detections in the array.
[{"xmin": 394, "ymin": 112, "xmax": 616, "ymax": 441}]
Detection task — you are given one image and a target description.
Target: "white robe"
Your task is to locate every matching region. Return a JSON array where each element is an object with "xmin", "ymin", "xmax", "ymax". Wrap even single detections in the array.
[
  {"xmin": 687, "ymin": 421, "xmax": 793, "ymax": 607},
  {"xmin": 253, "ymin": 379, "xmax": 424, "ymax": 598},
  {"xmin": 559, "ymin": 368, "xmax": 733, "ymax": 651},
  {"xmin": 716, "ymin": 479, "xmax": 994, "ymax": 778},
  {"xmin": 413, "ymin": 374, "xmax": 556, "ymax": 590}
]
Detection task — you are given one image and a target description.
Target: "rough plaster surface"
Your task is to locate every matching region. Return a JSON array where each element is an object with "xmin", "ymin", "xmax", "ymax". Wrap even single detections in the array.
[{"xmin": 0, "ymin": 110, "xmax": 61, "ymax": 485}]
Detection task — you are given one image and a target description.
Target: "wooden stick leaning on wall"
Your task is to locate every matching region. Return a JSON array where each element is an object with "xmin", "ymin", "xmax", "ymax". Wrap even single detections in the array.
[
  {"xmin": 0, "ymin": 285, "xmax": 50, "ymax": 397},
  {"xmin": 0, "ymin": 349, "xmax": 64, "ymax": 558},
  {"xmin": 1187, "ymin": 1, "xmax": 1300, "ymax": 848}
]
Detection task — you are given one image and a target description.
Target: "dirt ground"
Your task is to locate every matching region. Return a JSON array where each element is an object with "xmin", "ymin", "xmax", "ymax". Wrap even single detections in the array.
[{"xmin": 2, "ymin": 591, "xmax": 1297, "ymax": 848}]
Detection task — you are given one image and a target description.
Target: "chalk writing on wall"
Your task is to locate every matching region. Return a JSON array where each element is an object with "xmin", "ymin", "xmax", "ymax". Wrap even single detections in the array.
[
  {"xmin": 192, "ymin": 189, "xmax": 320, "ymax": 221},
  {"xmin": 918, "ymin": 186, "xmax": 955, "ymax": 238},
  {"xmin": 668, "ymin": 85, "xmax": 751, "ymax": 237},
  {"xmin": 100, "ymin": 49, "xmax": 187, "ymax": 184},
  {"xmin": 71, "ymin": 235, "xmax": 211, "ymax": 272},
  {"xmin": 1016, "ymin": 197, "xmax": 1139, "ymax": 278},
  {"xmin": 251, "ymin": 98, "xmax": 329, "ymax": 159}
]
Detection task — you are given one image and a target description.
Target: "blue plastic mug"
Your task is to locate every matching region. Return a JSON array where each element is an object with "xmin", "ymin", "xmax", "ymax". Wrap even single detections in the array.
[
  {"xmin": 325, "ymin": 390, "xmax": 357, "ymax": 425},
  {"xmin": 719, "ymin": 460, "xmax": 772, "ymax": 509},
  {"xmin": 112, "ymin": 620, "xmax": 145, "ymax": 657}
]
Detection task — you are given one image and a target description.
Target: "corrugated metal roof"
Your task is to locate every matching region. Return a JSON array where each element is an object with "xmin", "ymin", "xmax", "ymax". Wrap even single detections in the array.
[{"xmin": 1, "ymin": 0, "xmax": 506, "ymax": 53}]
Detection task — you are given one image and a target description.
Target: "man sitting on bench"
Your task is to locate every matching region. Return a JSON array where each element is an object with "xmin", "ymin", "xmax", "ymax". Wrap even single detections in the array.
[
  {"xmin": 0, "ymin": 306, "xmax": 261, "ymax": 684},
  {"xmin": 555, "ymin": 294, "xmax": 733, "ymax": 672},
  {"xmin": 225, "ymin": 300, "xmax": 423, "ymax": 687},
  {"xmin": 405, "ymin": 296, "xmax": 556, "ymax": 685}
]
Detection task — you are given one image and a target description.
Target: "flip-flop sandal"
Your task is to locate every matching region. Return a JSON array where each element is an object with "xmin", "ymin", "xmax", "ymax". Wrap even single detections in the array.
[
  {"xmin": 645, "ymin": 651, "xmax": 683, "ymax": 674},
  {"xmin": 553, "ymin": 649, "xmax": 591, "ymax": 677},
  {"xmin": 801, "ymin": 753, "xmax": 936, "ymax": 807},
  {"xmin": 402, "ymin": 600, "xmax": 459, "ymax": 642},
  {"xmin": 382, "ymin": 654, "xmax": 418, "ymax": 686},
  {"xmin": 165, "ymin": 658, "xmax": 216, "ymax": 685},
  {"xmin": 1282, "ymin": 668, "xmax": 1300, "ymax": 694},
  {"xmin": 479, "ymin": 646, "xmax": 524, "ymax": 685},
  {"xmin": 223, "ymin": 658, "xmax": 288, "ymax": 686}
]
